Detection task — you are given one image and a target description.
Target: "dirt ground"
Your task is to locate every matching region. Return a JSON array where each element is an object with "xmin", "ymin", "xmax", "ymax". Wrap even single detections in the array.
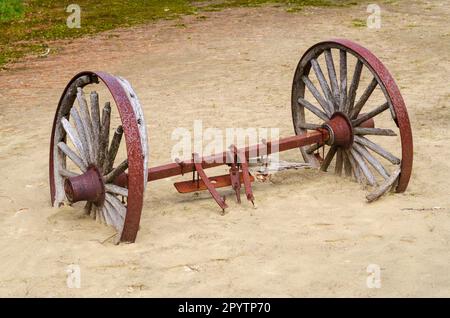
[{"xmin": 0, "ymin": 0, "xmax": 449, "ymax": 297}]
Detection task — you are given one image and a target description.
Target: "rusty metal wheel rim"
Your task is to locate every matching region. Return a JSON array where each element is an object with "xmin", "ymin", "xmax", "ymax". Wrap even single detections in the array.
[
  {"xmin": 291, "ymin": 39, "xmax": 413, "ymax": 192},
  {"xmin": 49, "ymin": 71, "xmax": 148, "ymax": 243}
]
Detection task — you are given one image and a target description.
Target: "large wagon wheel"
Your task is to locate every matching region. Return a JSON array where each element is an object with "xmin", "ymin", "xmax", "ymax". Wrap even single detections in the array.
[
  {"xmin": 291, "ymin": 39, "xmax": 413, "ymax": 199},
  {"xmin": 49, "ymin": 71, "xmax": 148, "ymax": 243}
]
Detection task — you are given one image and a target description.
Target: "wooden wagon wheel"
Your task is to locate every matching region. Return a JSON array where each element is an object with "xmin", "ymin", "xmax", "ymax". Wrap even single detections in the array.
[
  {"xmin": 291, "ymin": 39, "xmax": 413, "ymax": 199},
  {"xmin": 49, "ymin": 71, "xmax": 148, "ymax": 243}
]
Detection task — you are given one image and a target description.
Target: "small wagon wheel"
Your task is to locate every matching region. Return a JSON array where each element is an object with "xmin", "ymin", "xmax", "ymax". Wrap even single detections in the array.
[
  {"xmin": 291, "ymin": 39, "xmax": 413, "ymax": 197},
  {"xmin": 49, "ymin": 71, "xmax": 148, "ymax": 243}
]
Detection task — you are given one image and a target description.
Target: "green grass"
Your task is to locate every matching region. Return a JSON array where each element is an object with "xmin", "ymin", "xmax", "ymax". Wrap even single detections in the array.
[
  {"xmin": 0, "ymin": 0, "xmax": 361, "ymax": 69},
  {"xmin": 351, "ymin": 18, "xmax": 366, "ymax": 27}
]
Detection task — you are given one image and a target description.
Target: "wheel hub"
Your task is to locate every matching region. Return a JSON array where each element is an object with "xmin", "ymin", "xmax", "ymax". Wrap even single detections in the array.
[
  {"xmin": 324, "ymin": 112, "xmax": 354, "ymax": 149},
  {"xmin": 64, "ymin": 165, "xmax": 105, "ymax": 205}
]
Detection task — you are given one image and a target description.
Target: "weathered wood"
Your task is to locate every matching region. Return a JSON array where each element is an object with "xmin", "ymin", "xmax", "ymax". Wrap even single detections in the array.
[
  {"xmin": 105, "ymin": 183, "xmax": 128, "ymax": 197},
  {"xmin": 346, "ymin": 60, "xmax": 363, "ymax": 114},
  {"xmin": 353, "ymin": 143, "xmax": 390, "ymax": 179},
  {"xmin": 320, "ymin": 146, "xmax": 337, "ymax": 172},
  {"xmin": 306, "ymin": 142, "xmax": 324, "ymax": 155},
  {"xmin": 350, "ymin": 147, "xmax": 377, "ymax": 186},
  {"xmin": 104, "ymin": 195, "xmax": 126, "ymax": 232},
  {"xmin": 298, "ymin": 122, "xmax": 321, "ymax": 130},
  {"xmin": 59, "ymin": 168, "xmax": 79, "ymax": 178},
  {"xmin": 324, "ymin": 49, "xmax": 340, "ymax": 109},
  {"xmin": 350, "ymin": 77, "xmax": 378, "ymax": 118},
  {"xmin": 345, "ymin": 150, "xmax": 364, "ymax": 183},
  {"xmin": 90, "ymin": 91, "xmax": 101, "ymax": 163},
  {"xmin": 76, "ymin": 88, "xmax": 95, "ymax": 164},
  {"xmin": 90, "ymin": 205, "xmax": 96, "ymax": 219},
  {"xmin": 354, "ymin": 127, "xmax": 397, "ymax": 136},
  {"xmin": 335, "ymin": 148, "xmax": 343, "ymax": 176},
  {"xmin": 339, "ymin": 50, "xmax": 347, "ymax": 112},
  {"xmin": 57, "ymin": 142, "xmax": 87, "ymax": 172},
  {"xmin": 69, "ymin": 107, "xmax": 90, "ymax": 165},
  {"xmin": 297, "ymin": 97, "xmax": 329, "ymax": 122},
  {"xmin": 343, "ymin": 151, "xmax": 352, "ymax": 177},
  {"xmin": 352, "ymin": 102, "xmax": 389, "ymax": 127},
  {"xmin": 61, "ymin": 117, "xmax": 87, "ymax": 164},
  {"xmin": 354, "ymin": 135, "xmax": 401, "ymax": 164},
  {"xmin": 104, "ymin": 125, "xmax": 123, "ymax": 174},
  {"xmin": 84, "ymin": 202, "xmax": 92, "ymax": 215},
  {"xmin": 104, "ymin": 159, "xmax": 128, "ymax": 184},
  {"xmin": 98, "ymin": 102, "xmax": 111, "ymax": 172},
  {"xmin": 311, "ymin": 58, "xmax": 335, "ymax": 113},
  {"xmin": 301, "ymin": 76, "xmax": 332, "ymax": 117},
  {"xmin": 366, "ymin": 167, "xmax": 401, "ymax": 202}
]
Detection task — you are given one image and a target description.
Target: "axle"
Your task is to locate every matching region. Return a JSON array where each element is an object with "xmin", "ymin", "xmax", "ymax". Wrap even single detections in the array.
[{"xmin": 65, "ymin": 112, "xmax": 356, "ymax": 204}]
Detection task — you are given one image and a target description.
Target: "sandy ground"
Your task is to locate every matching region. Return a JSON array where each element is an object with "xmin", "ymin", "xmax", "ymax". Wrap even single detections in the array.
[{"xmin": 0, "ymin": 0, "xmax": 449, "ymax": 297}]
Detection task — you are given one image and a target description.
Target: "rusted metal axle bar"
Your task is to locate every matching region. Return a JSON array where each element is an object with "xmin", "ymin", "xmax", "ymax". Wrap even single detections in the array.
[{"xmin": 147, "ymin": 129, "xmax": 330, "ymax": 182}]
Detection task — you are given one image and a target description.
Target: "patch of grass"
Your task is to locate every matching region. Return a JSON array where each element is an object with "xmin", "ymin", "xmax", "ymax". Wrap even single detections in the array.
[
  {"xmin": 0, "ymin": 0, "xmax": 24, "ymax": 22},
  {"xmin": 0, "ymin": 0, "xmax": 362, "ymax": 69},
  {"xmin": 351, "ymin": 18, "xmax": 366, "ymax": 28}
]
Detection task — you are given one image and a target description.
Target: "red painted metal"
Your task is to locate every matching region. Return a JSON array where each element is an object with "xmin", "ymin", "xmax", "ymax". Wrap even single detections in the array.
[
  {"xmin": 174, "ymin": 173, "xmax": 254, "ymax": 193},
  {"xmin": 297, "ymin": 39, "xmax": 413, "ymax": 192},
  {"xmin": 64, "ymin": 166, "xmax": 105, "ymax": 205},
  {"xmin": 324, "ymin": 112, "xmax": 354, "ymax": 149},
  {"xmin": 147, "ymin": 130, "xmax": 329, "ymax": 182},
  {"xmin": 193, "ymin": 154, "xmax": 228, "ymax": 211}
]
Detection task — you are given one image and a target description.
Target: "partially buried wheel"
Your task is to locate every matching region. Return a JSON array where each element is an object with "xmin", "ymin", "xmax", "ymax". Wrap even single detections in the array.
[
  {"xmin": 49, "ymin": 71, "xmax": 148, "ymax": 243},
  {"xmin": 291, "ymin": 39, "xmax": 413, "ymax": 199}
]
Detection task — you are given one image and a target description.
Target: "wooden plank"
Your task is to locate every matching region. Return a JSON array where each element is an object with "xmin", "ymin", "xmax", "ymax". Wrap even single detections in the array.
[
  {"xmin": 346, "ymin": 59, "xmax": 363, "ymax": 114},
  {"xmin": 297, "ymin": 97, "xmax": 329, "ymax": 122},
  {"xmin": 366, "ymin": 167, "xmax": 400, "ymax": 202},
  {"xmin": 350, "ymin": 77, "xmax": 378, "ymax": 119},
  {"xmin": 302, "ymin": 76, "xmax": 332, "ymax": 117},
  {"xmin": 324, "ymin": 49, "xmax": 340, "ymax": 109},
  {"xmin": 352, "ymin": 102, "xmax": 389, "ymax": 127},
  {"xmin": 354, "ymin": 135, "xmax": 400, "ymax": 164},
  {"xmin": 354, "ymin": 127, "xmax": 397, "ymax": 136}
]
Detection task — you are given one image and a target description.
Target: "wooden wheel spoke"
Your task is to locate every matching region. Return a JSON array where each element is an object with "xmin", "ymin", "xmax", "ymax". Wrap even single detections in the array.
[
  {"xmin": 366, "ymin": 167, "xmax": 401, "ymax": 202},
  {"xmin": 98, "ymin": 102, "xmax": 111, "ymax": 170},
  {"xmin": 306, "ymin": 142, "xmax": 324, "ymax": 154},
  {"xmin": 61, "ymin": 117, "xmax": 87, "ymax": 164},
  {"xmin": 349, "ymin": 147, "xmax": 377, "ymax": 186},
  {"xmin": 334, "ymin": 149, "xmax": 343, "ymax": 176},
  {"xmin": 301, "ymin": 76, "xmax": 332, "ymax": 117},
  {"xmin": 76, "ymin": 88, "xmax": 95, "ymax": 164},
  {"xmin": 352, "ymin": 102, "xmax": 389, "ymax": 127},
  {"xmin": 104, "ymin": 126, "xmax": 123, "ymax": 174},
  {"xmin": 354, "ymin": 135, "xmax": 400, "ymax": 164},
  {"xmin": 104, "ymin": 194, "xmax": 126, "ymax": 231},
  {"xmin": 57, "ymin": 141, "xmax": 87, "ymax": 172},
  {"xmin": 354, "ymin": 127, "xmax": 397, "ymax": 136},
  {"xmin": 104, "ymin": 159, "xmax": 128, "ymax": 184},
  {"xmin": 105, "ymin": 183, "xmax": 128, "ymax": 197},
  {"xmin": 69, "ymin": 107, "xmax": 90, "ymax": 163},
  {"xmin": 320, "ymin": 146, "xmax": 337, "ymax": 172},
  {"xmin": 339, "ymin": 50, "xmax": 347, "ymax": 112},
  {"xmin": 346, "ymin": 60, "xmax": 363, "ymax": 114},
  {"xmin": 324, "ymin": 49, "xmax": 340, "ymax": 109},
  {"xmin": 90, "ymin": 91, "xmax": 101, "ymax": 163},
  {"xmin": 345, "ymin": 149, "xmax": 364, "ymax": 183},
  {"xmin": 350, "ymin": 78, "xmax": 378, "ymax": 118},
  {"xmin": 59, "ymin": 168, "xmax": 79, "ymax": 178},
  {"xmin": 353, "ymin": 143, "xmax": 390, "ymax": 179},
  {"xmin": 297, "ymin": 97, "xmax": 329, "ymax": 121},
  {"xmin": 310, "ymin": 58, "xmax": 335, "ymax": 113}
]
